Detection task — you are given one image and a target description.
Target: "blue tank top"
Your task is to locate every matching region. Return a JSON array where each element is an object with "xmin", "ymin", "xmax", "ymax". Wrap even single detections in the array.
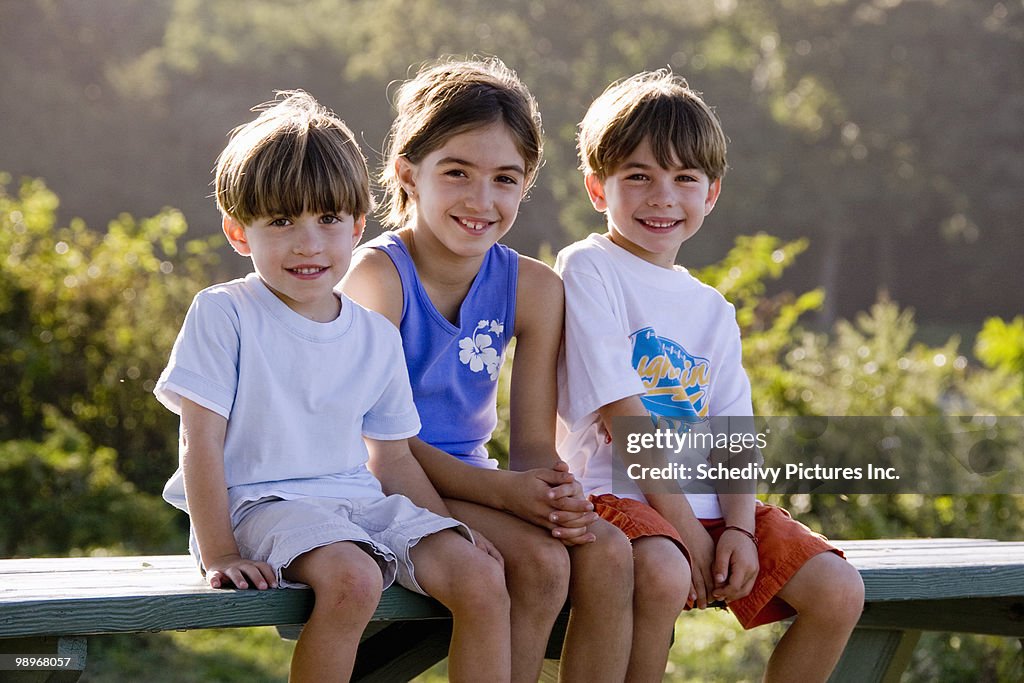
[{"xmin": 365, "ymin": 232, "xmax": 518, "ymax": 467}]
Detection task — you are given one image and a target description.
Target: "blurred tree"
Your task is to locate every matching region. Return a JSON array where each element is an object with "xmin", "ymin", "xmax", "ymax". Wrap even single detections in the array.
[
  {"xmin": 0, "ymin": 407, "xmax": 177, "ymax": 556},
  {"xmin": 0, "ymin": 174, "xmax": 219, "ymax": 495},
  {"xmin": 975, "ymin": 316, "xmax": 1024, "ymax": 395},
  {"xmin": 2, "ymin": 0, "xmax": 1020, "ymax": 324}
]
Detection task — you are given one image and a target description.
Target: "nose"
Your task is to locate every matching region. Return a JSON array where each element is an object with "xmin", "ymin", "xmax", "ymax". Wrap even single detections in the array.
[
  {"xmin": 463, "ymin": 178, "xmax": 494, "ymax": 213},
  {"xmin": 647, "ymin": 178, "xmax": 676, "ymax": 207},
  {"xmin": 292, "ymin": 221, "xmax": 324, "ymax": 255}
]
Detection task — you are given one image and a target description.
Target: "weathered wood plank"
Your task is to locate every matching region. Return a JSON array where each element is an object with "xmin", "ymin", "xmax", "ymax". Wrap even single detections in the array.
[
  {"xmin": 838, "ymin": 540, "xmax": 1024, "ymax": 602},
  {"xmin": 828, "ymin": 628, "xmax": 920, "ymax": 683},
  {"xmin": 857, "ymin": 596, "xmax": 1024, "ymax": 636},
  {"xmin": 6, "ymin": 541, "xmax": 1023, "ymax": 636},
  {"xmin": 0, "ymin": 582, "xmax": 448, "ymax": 639}
]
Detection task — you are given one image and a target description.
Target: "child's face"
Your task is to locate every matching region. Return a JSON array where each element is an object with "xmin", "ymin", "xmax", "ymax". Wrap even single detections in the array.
[
  {"xmin": 396, "ymin": 121, "xmax": 527, "ymax": 258},
  {"xmin": 223, "ymin": 210, "xmax": 365, "ymax": 320},
  {"xmin": 585, "ymin": 137, "xmax": 721, "ymax": 268}
]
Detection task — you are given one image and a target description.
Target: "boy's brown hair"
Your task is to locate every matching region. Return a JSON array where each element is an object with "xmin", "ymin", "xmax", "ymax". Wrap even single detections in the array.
[
  {"xmin": 215, "ymin": 90, "xmax": 373, "ymax": 225},
  {"xmin": 380, "ymin": 56, "xmax": 544, "ymax": 227},
  {"xmin": 578, "ymin": 70, "xmax": 727, "ymax": 181}
]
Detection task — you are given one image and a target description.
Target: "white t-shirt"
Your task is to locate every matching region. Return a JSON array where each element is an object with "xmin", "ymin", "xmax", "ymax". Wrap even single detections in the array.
[
  {"xmin": 555, "ymin": 233, "xmax": 753, "ymax": 519},
  {"xmin": 156, "ymin": 273, "xmax": 421, "ymax": 524}
]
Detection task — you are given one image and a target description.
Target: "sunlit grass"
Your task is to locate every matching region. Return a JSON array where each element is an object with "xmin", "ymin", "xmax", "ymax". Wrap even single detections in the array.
[
  {"xmin": 81, "ymin": 627, "xmax": 293, "ymax": 682},
  {"xmin": 79, "ymin": 615, "xmax": 1021, "ymax": 681}
]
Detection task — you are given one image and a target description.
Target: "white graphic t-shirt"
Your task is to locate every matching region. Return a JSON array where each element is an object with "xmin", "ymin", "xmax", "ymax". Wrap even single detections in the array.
[{"xmin": 555, "ymin": 233, "xmax": 753, "ymax": 520}]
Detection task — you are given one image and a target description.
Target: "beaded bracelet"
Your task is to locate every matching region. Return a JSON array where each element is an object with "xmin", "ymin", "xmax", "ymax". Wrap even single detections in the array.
[{"xmin": 723, "ymin": 525, "xmax": 758, "ymax": 546}]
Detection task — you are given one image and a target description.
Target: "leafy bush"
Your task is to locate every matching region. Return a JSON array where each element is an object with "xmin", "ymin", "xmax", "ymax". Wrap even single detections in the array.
[
  {"xmin": 0, "ymin": 407, "xmax": 177, "ymax": 556},
  {"xmin": 0, "ymin": 173, "xmax": 218, "ymax": 494}
]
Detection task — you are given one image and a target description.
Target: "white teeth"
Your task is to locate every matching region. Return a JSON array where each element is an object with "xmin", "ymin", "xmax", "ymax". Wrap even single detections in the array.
[
  {"xmin": 459, "ymin": 219, "xmax": 488, "ymax": 231},
  {"xmin": 292, "ymin": 267, "xmax": 324, "ymax": 275},
  {"xmin": 641, "ymin": 219, "xmax": 678, "ymax": 228}
]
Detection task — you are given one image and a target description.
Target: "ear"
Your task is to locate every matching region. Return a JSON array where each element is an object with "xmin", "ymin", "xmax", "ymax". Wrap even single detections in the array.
[
  {"xmin": 704, "ymin": 178, "xmax": 723, "ymax": 216},
  {"xmin": 584, "ymin": 173, "xmax": 608, "ymax": 212},
  {"xmin": 395, "ymin": 156, "xmax": 418, "ymax": 200},
  {"xmin": 352, "ymin": 214, "xmax": 366, "ymax": 249},
  {"xmin": 222, "ymin": 215, "xmax": 252, "ymax": 256}
]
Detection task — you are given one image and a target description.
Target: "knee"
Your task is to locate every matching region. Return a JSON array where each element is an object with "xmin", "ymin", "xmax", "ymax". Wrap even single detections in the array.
[
  {"xmin": 633, "ymin": 541, "xmax": 690, "ymax": 616},
  {"xmin": 591, "ymin": 523, "xmax": 635, "ymax": 581},
  {"xmin": 802, "ymin": 558, "xmax": 865, "ymax": 627},
  {"xmin": 444, "ymin": 551, "xmax": 510, "ymax": 617},
  {"xmin": 637, "ymin": 568, "xmax": 690, "ymax": 617},
  {"xmin": 507, "ymin": 534, "xmax": 570, "ymax": 602},
  {"xmin": 311, "ymin": 552, "xmax": 384, "ymax": 620},
  {"xmin": 570, "ymin": 523, "xmax": 635, "ymax": 603},
  {"xmin": 830, "ymin": 562, "xmax": 866, "ymax": 624}
]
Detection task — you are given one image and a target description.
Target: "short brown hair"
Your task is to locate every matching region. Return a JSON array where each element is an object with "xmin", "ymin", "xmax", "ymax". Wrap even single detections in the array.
[
  {"xmin": 578, "ymin": 70, "xmax": 727, "ymax": 181},
  {"xmin": 215, "ymin": 90, "xmax": 372, "ymax": 225},
  {"xmin": 380, "ymin": 57, "xmax": 544, "ymax": 227}
]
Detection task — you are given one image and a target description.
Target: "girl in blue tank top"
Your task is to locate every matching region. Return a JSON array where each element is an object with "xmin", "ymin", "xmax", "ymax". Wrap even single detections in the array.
[
  {"xmin": 361, "ymin": 231, "xmax": 517, "ymax": 468},
  {"xmin": 343, "ymin": 57, "xmax": 634, "ymax": 681}
]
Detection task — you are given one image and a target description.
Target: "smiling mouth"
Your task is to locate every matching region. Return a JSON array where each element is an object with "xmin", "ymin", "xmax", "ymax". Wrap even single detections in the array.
[
  {"xmin": 638, "ymin": 218, "xmax": 681, "ymax": 230},
  {"xmin": 455, "ymin": 217, "xmax": 492, "ymax": 233},
  {"xmin": 287, "ymin": 266, "xmax": 328, "ymax": 277}
]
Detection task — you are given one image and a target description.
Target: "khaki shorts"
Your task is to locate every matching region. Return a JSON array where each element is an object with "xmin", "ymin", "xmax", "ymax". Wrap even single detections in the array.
[
  {"xmin": 591, "ymin": 494, "xmax": 843, "ymax": 628},
  {"xmin": 192, "ymin": 494, "xmax": 469, "ymax": 594}
]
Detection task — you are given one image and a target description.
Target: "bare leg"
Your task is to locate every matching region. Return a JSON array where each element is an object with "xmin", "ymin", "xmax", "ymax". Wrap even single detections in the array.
[
  {"xmin": 765, "ymin": 552, "xmax": 865, "ymax": 682},
  {"xmin": 626, "ymin": 536, "xmax": 691, "ymax": 683},
  {"xmin": 446, "ymin": 499, "xmax": 570, "ymax": 683},
  {"xmin": 411, "ymin": 528, "xmax": 511, "ymax": 682},
  {"xmin": 559, "ymin": 518, "xmax": 634, "ymax": 682},
  {"xmin": 281, "ymin": 541, "xmax": 384, "ymax": 683}
]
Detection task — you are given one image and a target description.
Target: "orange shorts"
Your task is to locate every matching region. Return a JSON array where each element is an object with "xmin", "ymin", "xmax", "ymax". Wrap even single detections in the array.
[{"xmin": 590, "ymin": 493, "xmax": 843, "ymax": 629}]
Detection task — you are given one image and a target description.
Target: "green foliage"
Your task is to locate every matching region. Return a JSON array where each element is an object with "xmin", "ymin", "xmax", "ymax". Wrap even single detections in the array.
[
  {"xmin": 976, "ymin": 316, "xmax": 1024, "ymax": 373},
  {"xmin": 910, "ymin": 632, "xmax": 1024, "ymax": 683},
  {"xmin": 0, "ymin": 174, "xmax": 219, "ymax": 494},
  {"xmin": 975, "ymin": 315, "xmax": 1024, "ymax": 397},
  {"xmin": 0, "ymin": 407, "xmax": 177, "ymax": 557},
  {"xmin": 4, "ymin": 0, "xmax": 1021, "ymax": 324},
  {"xmin": 694, "ymin": 234, "xmax": 824, "ymax": 415},
  {"xmin": 692, "ymin": 235, "xmax": 1024, "ymax": 680},
  {"xmin": 776, "ymin": 298, "xmax": 963, "ymax": 417},
  {"xmin": 81, "ymin": 627, "xmax": 293, "ymax": 682}
]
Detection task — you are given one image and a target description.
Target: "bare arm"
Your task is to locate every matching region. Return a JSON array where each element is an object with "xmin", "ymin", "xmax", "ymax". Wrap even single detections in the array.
[
  {"xmin": 711, "ymin": 490, "xmax": 758, "ymax": 603},
  {"xmin": 508, "ymin": 257, "xmax": 596, "ymax": 543},
  {"xmin": 509, "ymin": 257, "xmax": 565, "ymax": 470},
  {"xmin": 180, "ymin": 398, "xmax": 275, "ymax": 590},
  {"xmin": 406, "ymin": 435, "xmax": 586, "ymax": 539},
  {"xmin": 365, "ymin": 436, "xmax": 453, "ymax": 517},
  {"xmin": 366, "ymin": 437, "xmax": 503, "ymax": 563}
]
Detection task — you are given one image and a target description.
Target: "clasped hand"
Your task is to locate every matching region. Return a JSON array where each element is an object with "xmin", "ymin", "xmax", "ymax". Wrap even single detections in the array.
[
  {"xmin": 505, "ymin": 462, "xmax": 597, "ymax": 545},
  {"xmin": 680, "ymin": 526, "xmax": 759, "ymax": 608}
]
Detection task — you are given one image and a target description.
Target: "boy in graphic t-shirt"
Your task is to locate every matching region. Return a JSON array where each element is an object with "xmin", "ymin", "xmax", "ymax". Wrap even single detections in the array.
[{"xmin": 556, "ymin": 71, "xmax": 865, "ymax": 682}]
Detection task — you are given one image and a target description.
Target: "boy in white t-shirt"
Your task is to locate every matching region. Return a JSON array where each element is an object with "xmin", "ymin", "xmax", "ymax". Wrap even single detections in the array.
[
  {"xmin": 556, "ymin": 71, "xmax": 865, "ymax": 682},
  {"xmin": 156, "ymin": 91, "xmax": 511, "ymax": 682}
]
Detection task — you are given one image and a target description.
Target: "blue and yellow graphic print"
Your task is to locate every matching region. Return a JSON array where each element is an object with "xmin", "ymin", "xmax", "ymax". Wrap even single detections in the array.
[{"xmin": 630, "ymin": 327, "xmax": 711, "ymax": 429}]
